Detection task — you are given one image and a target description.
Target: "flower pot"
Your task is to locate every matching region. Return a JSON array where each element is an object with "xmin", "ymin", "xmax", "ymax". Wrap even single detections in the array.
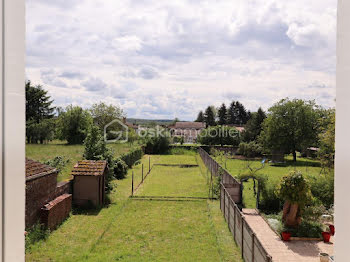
[
  {"xmin": 329, "ymin": 225, "xmax": 335, "ymax": 236},
  {"xmin": 322, "ymin": 232, "xmax": 331, "ymax": 243},
  {"xmin": 281, "ymin": 231, "xmax": 291, "ymax": 241},
  {"xmin": 319, "ymin": 252, "xmax": 329, "ymax": 262}
]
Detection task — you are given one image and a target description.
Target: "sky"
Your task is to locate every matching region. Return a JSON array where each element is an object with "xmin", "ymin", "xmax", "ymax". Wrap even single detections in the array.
[{"xmin": 26, "ymin": 0, "xmax": 336, "ymax": 121}]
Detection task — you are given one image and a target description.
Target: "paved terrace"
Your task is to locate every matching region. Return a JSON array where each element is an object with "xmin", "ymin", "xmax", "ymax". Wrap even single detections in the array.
[{"xmin": 242, "ymin": 209, "xmax": 334, "ymax": 262}]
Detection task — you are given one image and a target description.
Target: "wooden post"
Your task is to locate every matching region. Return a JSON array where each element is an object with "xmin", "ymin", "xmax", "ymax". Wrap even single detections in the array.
[
  {"xmin": 210, "ymin": 171, "xmax": 213, "ymax": 199},
  {"xmin": 241, "ymin": 217, "xmax": 244, "ymax": 258},
  {"xmin": 149, "ymin": 156, "xmax": 150, "ymax": 172},
  {"xmin": 142, "ymin": 164, "xmax": 144, "ymax": 182},
  {"xmin": 223, "ymin": 188, "xmax": 226, "ymax": 219},
  {"xmin": 228, "ymin": 197, "xmax": 231, "ymax": 230},
  {"xmin": 131, "ymin": 171, "xmax": 134, "ymax": 196},
  {"xmin": 233, "ymin": 205, "xmax": 236, "ymax": 241}
]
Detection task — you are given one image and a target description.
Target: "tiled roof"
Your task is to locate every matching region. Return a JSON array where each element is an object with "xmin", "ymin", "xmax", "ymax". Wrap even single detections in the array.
[
  {"xmin": 71, "ymin": 160, "xmax": 107, "ymax": 176},
  {"xmin": 174, "ymin": 122, "xmax": 206, "ymax": 129},
  {"xmin": 26, "ymin": 158, "xmax": 57, "ymax": 178}
]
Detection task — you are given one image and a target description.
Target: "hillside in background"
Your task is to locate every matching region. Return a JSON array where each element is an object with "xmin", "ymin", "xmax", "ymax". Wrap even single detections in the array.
[{"xmin": 127, "ymin": 118, "xmax": 177, "ymax": 126}]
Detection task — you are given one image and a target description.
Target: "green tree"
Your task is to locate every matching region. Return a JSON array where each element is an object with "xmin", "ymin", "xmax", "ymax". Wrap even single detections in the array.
[
  {"xmin": 26, "ymin": 81, "xmax": 55, "ymax": 122},
  {"xmin": 276, "ymin": 171, "xmax": 312, "ymax": 227},
  {"xmin": 142, "ymin": 128, "xmax": 170, "ymax": 154},
  {"xmin": 259, "ymin": 98, "xmax": 319, "ymax": 162},
  {"xmin": 198, "ymin": 125, "xmax": 240, "ymax": 146},
  {"xmin": 217, "ymin": 103, "xmax": 227, "ymax": 125},
  {"xmin": 227, "ymin": 101, "xmax": 250, "ymax": 125},
  {"xmin": 318, "ymin": 108, "xmax": 335, "ymax": 167},
  {"xmin": 57, "ymin": 105, "xmax": 93, "ymax": 144},
  {"xmin": 89, "ymin": 102, "xmax": 125, "ymax": 132},
  {"xmin": 242, "ymin": 107, "xmax": 266, "ymax": 142},
  {"xmin": 195, "ymin": 111, "xmax": 204, "ymax": 122},
  {"xmin": 204, "ymin": 106, "xmax": 216, "ymax": 126},
  {"xmin": 25, "ymin": 81, "xmax": 55, "ymax": 143}
]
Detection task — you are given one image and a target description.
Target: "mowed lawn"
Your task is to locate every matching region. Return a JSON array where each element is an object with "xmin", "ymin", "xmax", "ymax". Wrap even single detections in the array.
[
  {"xmin": 216, "ymin": 155, "xmax": 333, "ymax": 208},
  {"xmin": 26, "ymin": 141, "xmax": 136, "ymax": 181},
  {"xmin": 26, "ymin": 154, "xmax": 242, "ymax": 262}
]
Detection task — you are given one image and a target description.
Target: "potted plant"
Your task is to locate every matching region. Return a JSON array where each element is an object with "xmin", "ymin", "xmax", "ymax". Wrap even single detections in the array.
[
  {"xmin": 321, "ymin": 231, "xmax": 331, "ymax": 243},
  {"xmin": 281, "ymin": 231, "xmax": 291, "ymax": 241}
]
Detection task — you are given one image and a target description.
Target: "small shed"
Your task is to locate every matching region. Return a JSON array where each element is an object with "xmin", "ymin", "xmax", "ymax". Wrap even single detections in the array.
[{"xmin": 72, "ymin": 160, "xmax": 108, "ymax": 207}]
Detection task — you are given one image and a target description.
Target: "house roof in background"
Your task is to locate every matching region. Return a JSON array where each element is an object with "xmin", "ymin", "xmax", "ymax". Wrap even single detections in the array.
[
  {"xmin": 25, "ymin": 158, "xmax": 57, "ymax": 179},
  {"xmin": 173, "ymin": 122, "xmax": 206, "ymax": 129},
  {"xmin": 72, "ymin": 160, "xmax": 108, "ymax": 176}
]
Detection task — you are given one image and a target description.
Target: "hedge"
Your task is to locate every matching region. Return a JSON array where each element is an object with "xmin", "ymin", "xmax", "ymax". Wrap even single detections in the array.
[{"xmin": 120, "ymin": 147, "xmax": 144, "ymax": 168}]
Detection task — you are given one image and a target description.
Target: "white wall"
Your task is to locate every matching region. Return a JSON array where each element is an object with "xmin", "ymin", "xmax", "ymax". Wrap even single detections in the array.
[
  {"xmin": 336, "ymin": 1, "xmax": 350, "ymax": 261},
  {"xmin": 1, "ymin": 0, "xmax": 25, "ymax": 261}
]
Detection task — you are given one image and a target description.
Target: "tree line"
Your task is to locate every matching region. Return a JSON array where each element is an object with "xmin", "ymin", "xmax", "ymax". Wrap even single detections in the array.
[
  {"xmin": 26, "ymin": 81, "xmax": 126, "ymax": 144},
  {"xmin": 195, "ymin": 101, "xmax": 251, "ymax": 126}
]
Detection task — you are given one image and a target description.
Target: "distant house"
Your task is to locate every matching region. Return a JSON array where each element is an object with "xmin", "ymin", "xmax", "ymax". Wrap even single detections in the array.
[
  {"xmin": 226, "ymin": 124, "xmax": 245, "ymax": 133},
  {"xmin": 122, "ymin": 117, "xmax": 138, "ymax": 131},
  {"xmin": 169, "ymin": 121, "xmax": 206, "ymax": 143}
]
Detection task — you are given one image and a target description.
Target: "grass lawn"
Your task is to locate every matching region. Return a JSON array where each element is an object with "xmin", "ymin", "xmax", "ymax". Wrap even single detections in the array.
[
  {"xmin": 26, "ymin": 140, "xmax": 137, "ymax": 181},
  {"xmin": 216, "ymin": 155, "xmax": 334, "ymax": 209},
  {"xmin": 26, "ymin": 154, "xmax": 242, "ymax": 262}
]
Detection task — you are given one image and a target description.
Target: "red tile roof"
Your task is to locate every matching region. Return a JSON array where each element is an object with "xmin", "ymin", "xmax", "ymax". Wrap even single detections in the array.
[
  {"xmin": 25, "ymin": 158, "xmax": 57, "ymax": 178},
  {"xmin": 71, "ymin": 160, "xmax": 108, "ymax": 176},
  {"xmin": 173, "ymin": 122, "xmax": 206, "ymax": 129}
]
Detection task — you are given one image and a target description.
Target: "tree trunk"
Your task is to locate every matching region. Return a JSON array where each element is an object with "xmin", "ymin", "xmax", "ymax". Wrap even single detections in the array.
[
  {"xmin": 282, "ymin": 201, "xmax": 301, "ymax": 227},
  {"xmin": 292, "ymin": 151, "xmax": 297, "ymax": 162}
]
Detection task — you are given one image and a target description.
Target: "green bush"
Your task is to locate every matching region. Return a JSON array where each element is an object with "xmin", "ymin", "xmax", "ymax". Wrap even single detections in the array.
[
  {"xmin": 143, "ymin": 131, "xmax": 170, "ymax": 154},
  {"xmin": 44, "ymin": 156, "xmax": 69, "ymax": 173},
  {"xmin": 120, "ymin": 147, "xmax": 143, "ymax": 167},
  {"xmin": 237, "ymin": 141, "xmax": 263, "ymax": 158},
  {"xmin": 283, "ymin": 220, "xmax": 323, "ymax": 238},
  {"xmin": 309, "ymin": 172, "xmax": 334, "ymax": 208},
  {"xmin": 113, "ymin": 158, "xmax": 128, "ymax": 179},
  {"xmin": 276, "ymin": 171, "xmax": 312, "ymax": 206}
]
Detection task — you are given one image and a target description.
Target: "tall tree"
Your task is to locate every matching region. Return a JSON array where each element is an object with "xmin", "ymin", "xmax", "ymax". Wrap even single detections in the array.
[
  {"xmin": 259, "ymin": 98, "xmax": 319, "ymax": 161},
  {"xmin": 204, "ymin": 106, "xmax": 216, "ymax": 126},
  {"xmin": 217, "ymin": 103, "xmax": 227, "ymax": 125},
  {"xmin": 227, "ymin": 101, "xmax": 237, "ymax": 125},
  {"xmin": 57, "ymin": 105, "xmax": 93, "ymax": 144},
  {"xmin": 25, "ymin": 81, "xmax": 56, "ymax": 143},
  {"xmin": 195, "ymin": 111, "xmax": 205, "ymax": 122},
  {"xmin": 90, "ymin": 102, "xmax": 125, "ymax": 132},
  {"xmin": 26, "ymin": 81, "xmax": 55, "ymax": 122},
  {"xmin": 242, "ymin": 107, "xmax": 266, "ymax": 142},
  {"xmin": 235, "ymin": 101, "xmax": 249, "ymax": 124}
]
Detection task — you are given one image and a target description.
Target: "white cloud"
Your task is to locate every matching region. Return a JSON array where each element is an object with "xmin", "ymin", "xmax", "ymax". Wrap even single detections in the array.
[{"xmin": 26, "ymin": 0, "xmax": 336, "ymax": 120}]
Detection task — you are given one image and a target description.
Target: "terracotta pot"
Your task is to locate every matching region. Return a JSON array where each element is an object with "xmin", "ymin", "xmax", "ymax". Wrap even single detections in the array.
[
  {"xmin": 281, "ymin": 231, "xmax": 291, "ymax": 241},
  {"xmin": 322, "ymin": 232, "xmax": 331, "ymax": 243},
  {"xmin": 329, "ymin": 225, "xmax": 335, "ymax": 236}
]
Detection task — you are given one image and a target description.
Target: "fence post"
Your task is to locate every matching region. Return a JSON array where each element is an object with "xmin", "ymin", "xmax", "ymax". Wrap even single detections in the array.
[
  {"xmin": 131, "ymin": 171, "xmax": 134, "ymax": 196},
  {"xmin": 142, "ymin": 164, "xmax": 144, "ymax": 182},
  {"xmin": 220, "ymin": 184, "xmax": 222, "ymax": 211},
  {"xmin": 233, "ymin": 205, "xmax": 236, "ymax": 241},
  {"xmin": 241, "ymin": 217, "xmax": 244, "ymax": 258},
  {"xmin": 228, "ymin": 197, "xmax": 231, "ymax": 230},
  {"xmin": 223, "ymin": 188, "xmax": 226, "ymax": 219},
  {"xmin": 149, "ymin": 156, "xmax": 150, "ymax": 172}
]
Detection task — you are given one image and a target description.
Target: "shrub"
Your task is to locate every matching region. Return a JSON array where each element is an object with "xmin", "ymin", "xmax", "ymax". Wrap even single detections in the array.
[
  {"xmin": 237, "ymin": 141, "xmax": 263, "ymax": 158},
  {"xmin": 143, "ymin": 130, "xmax": 170, "ymax": 154},
  {"xmin": 309, "ymin": 172, "xmax": 334, "ymax": 208},
  {"xmin": 120, "ymin": 147, "xmax": 143, "ymax": 167},
  {"xmin": 113, "ymin": 158, "xmax": 128, "ymax": 179},
  {"xmin": 44, "ymin": 156, "xmax": 69, "ymax": 173},
  {"xmin": 282, "ymin": 220, "xmax": 323, "ymax": 238}
]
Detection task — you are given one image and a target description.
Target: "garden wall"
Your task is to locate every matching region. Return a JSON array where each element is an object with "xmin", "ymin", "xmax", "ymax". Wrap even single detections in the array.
[
  {"xmin": 198, "ymin": 147, "xmax": 272, "ymax": 262},
  {"xmin": 221, "ymin": 186, "xmax": 272, "ymax": 262},
  {"xmin": 26, "ymin": 173, "xmax": 72, "ymax": 228},
  {"xmin": 198, "ymin": 147, "xmax": 241, "ymax": 203}
]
